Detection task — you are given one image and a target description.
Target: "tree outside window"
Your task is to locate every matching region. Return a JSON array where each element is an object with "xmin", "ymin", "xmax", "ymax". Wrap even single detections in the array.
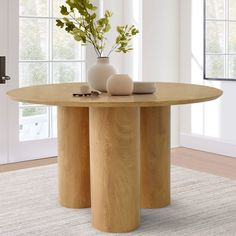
[{"xmin": 204, "ymin": 0, "xmax": 236, "ymax": 80}]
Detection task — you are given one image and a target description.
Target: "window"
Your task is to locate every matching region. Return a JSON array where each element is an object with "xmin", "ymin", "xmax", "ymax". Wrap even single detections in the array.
[
  {"xmin": 204, "ymin": 0, "xmax": 236, "ymax": 81},
  {"xmin": 19, "ymin": 0, "xmax": 86, "ymax": 141}
]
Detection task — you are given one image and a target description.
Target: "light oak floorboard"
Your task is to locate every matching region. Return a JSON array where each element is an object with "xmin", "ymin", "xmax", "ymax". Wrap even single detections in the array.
[
  {"xmin": 0, "ymin": 157, "xmax": 57, "ymax": 173},
  {"xmin": 172, "ymin": 147, "xmax": 236, "ymax": 180},
  {"xmin": 0, "ymin": 148, "xmax": 236, "ymax": 180}
]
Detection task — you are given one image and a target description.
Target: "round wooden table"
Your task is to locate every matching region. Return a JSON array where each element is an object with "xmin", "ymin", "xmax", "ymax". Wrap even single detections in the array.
[{"xmin": 7, "ymin": 82, "xmax": 222, "ymax": 233}]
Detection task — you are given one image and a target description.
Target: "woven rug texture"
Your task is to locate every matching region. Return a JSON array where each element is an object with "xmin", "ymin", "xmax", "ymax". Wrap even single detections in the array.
[{"xmin": 0, "ymin": 164, "xmax": 236, "ymax": 236}]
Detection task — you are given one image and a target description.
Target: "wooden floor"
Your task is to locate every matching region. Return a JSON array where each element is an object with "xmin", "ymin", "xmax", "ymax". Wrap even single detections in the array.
[
  {"xmin": 172, "ymin": 147, "xmax": 236, "ymax": 180},
  {"xmin": 0, "ymin": 157, "xmax": 57, "ymax": 173},
  {"xmin": 0, "ymin": 147, "xmax": 236, "ymax": 180}
]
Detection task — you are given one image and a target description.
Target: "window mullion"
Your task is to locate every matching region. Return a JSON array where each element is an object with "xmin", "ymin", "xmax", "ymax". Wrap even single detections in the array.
[
  {"xmin": 48, "ymin": 0, "xmax": 53, "ymax": 138},
  {"xmin": 204, "ymin": 0, "xmax": 236, "ymax": 81},
  {"xmin": 225, "ymin": 0, "xmax": 229, "ymax": 78}
]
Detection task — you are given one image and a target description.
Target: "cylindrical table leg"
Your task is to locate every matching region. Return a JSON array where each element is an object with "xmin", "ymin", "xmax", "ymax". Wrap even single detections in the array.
[
  {"xmin": 90, "ymin": 107, "xmax": 140, "ymax": 233},
  {"xmin": 141, "ymin": 106, "xmax": 171, "ymax": 208},
  {"xmin": 57, "ymin": 106, "xmax": 90, "ymax": 208}
]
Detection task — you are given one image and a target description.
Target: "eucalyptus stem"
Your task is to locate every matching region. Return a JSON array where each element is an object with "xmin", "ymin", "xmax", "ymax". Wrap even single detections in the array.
[
  {"xmin": 107, "ymin": 44, "xmax": 119, "ymax": 57},
  {"xmin": 69, "ymin": 12, "xmax": 101, "ymax": 56},
  {"xmin": 56, "ymin": 0, "xmax": 139, "ymax": 58}
]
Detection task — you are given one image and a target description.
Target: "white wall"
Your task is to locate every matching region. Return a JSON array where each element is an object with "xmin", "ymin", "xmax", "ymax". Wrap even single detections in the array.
[
  {"xmin": 102, "ymin": 0, "xmax": 180, "ymax": 147},
  {"xmin": 180, "ymin": 0, "xmax": 236, "ymax": 157},
  {"xmin": 142, "ymin": 0, "xmax": 180, "ymax": 147},
  {"xmin": 123, "ymin": 0, "xmax": 142, "ymax": 81},
  {"xmin": 101, "ymin": 0, "xmax": 124, "ymax": 73},
  {"xmin": 87, "ymin": 0, "xmax": 124, "ymax": 72}
]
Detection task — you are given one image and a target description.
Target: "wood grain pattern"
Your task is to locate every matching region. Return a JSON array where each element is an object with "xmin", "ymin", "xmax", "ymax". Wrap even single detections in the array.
[
  {"xmin": 89, "ymin": 107, "xmax": 140, "ymax": 233},
  {"xmin": 141, "ymin": 106, "xmax": 171, "ymax": 208},
  {"xmin": 58, "ymin": 107, "xmax": 90, "ymax": 208},
  {"xmin": 7, "ymin": 82, "xmax": 223, "ymax": 107}
]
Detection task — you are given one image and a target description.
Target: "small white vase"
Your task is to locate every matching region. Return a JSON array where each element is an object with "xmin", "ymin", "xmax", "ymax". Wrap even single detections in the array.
[
  {"xmin": 106, "ymin": 74, "xmax": 133, "ymax": 96},
  {"xmin": 87, "ymin": 57, "xmax": 117, "ymax": 92}
]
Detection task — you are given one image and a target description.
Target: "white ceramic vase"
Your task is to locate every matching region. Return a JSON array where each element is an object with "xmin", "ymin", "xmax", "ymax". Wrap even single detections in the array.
[
  {"xmin": 87, "ymin": 57, "xmax": 117, "ymax": 92},
  {"xmin": 106, "ymin": 74, "xmax": 133, "ymax": 96}
]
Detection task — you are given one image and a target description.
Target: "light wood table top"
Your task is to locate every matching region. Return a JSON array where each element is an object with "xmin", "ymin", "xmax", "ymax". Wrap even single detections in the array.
[{"xmin": 7, "ymin": 82, "xmax": 223, "ymax": 107}]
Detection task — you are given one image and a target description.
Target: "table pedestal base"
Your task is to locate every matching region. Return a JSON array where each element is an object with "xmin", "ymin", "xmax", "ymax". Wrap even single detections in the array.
[
  {"xmin": 90, "ymin": 107, "xmax": 140, "ymax": 233},
  {"xmin": 57, "ymin": 105, "xmax": 171, "ymax": 231},
  {"xmin": 58, "ymin": 107, "xmax": 90, "ymax": 208},
  {"xmin": 141, "ymin": 106, "xmax": 171, "ymax": 208}
]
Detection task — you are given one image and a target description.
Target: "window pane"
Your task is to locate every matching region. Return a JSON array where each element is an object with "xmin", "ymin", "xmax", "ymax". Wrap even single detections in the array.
[
  {"xmin": 19, "ymin": 0, "xmax": 86, "ymax": 142},
  {"xmin": 206, "ymin": 21, "xmax": 225, "ymax": 53},
  {"xmin": 229, "ymin": 22, "xmax": 236, "ymax": 53},
  {"xmin": 20, "ymin": 107, "xmax": 49, "ymax": 141},
  {"xmin": 19, "ymin": 0, "xmax": 49, "ymax": 17},
  {"xmin": 52, "ymin": 107, "xmax": 57, "ymax": 138},
  {"xmin": 20, "ymin": 19, "xmax": 48, "ymax": 60},
  {"xmin": 229, "ymin": 0, "xmax": 236, "ymax": 20},
  {"xmin": 53, "ymin": 0, "xmax": 66, "ymax": 18},
  {"xmin": 81, "ymin": 62, "xmax": 86, "ymax": 82},
  {"xmin": 229, "ymin": 56, "xmax": 236, "ymax": 79},
  {"xmin": 206, "ymin": 0, "xmax": 225, "ymax": 19},
  {"xmin": 53, "ymin": 20, "xmax": 83, "ymax": 60},
  {"xmin": 19, "ymin": 63, "xmax": 48, "ymax": 87},
  {"xmin": 53, "ymin": 62, "xmax": 83, "ymax": 83},
  {"xmin": 206, "ymin": 55, "xmax": 225, "ymax": 78}
]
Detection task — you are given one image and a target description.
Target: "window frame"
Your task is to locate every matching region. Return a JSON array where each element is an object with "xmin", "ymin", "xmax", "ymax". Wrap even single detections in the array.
[
  {"xmin": 203, "ymin": 0, "xmax": 236, "ymax": 81},
  {"xmin": 18, "ymin": 0, "xmax": 87, "ymax": 141}
]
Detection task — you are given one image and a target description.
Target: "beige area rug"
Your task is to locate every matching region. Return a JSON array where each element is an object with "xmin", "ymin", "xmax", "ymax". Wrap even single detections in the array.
[{"xmin": 0, "ymin": 164, "xmax": 236, "ymax": 236}]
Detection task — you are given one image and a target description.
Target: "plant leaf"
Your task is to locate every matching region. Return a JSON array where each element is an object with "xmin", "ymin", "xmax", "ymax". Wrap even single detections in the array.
[
  {"xmin": 56, "ymin": 19, "xmax": 64, "ymax": 28},
  {"xmin": 60, "ymin": 5, "xmax": 69, "ymax": 15}
]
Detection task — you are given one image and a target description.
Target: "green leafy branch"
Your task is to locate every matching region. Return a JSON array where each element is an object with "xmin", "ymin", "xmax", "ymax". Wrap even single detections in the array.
[
  {"xmin": 108, "ymin": 25, "xmax": 139, "ymax": 57},
  {"xmin": 56, "ymin": 0, "xmax": 139, "ymax": 57}
]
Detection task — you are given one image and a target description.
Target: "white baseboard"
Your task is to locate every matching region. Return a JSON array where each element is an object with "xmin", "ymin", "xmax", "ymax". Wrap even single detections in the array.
[
  {"xmin": 180, "ymin": 133, "xmax": 236, "ymax": 158},
  {"xmin": 171, "ymin": 144, "xmax": 180, "ymax": 148}
]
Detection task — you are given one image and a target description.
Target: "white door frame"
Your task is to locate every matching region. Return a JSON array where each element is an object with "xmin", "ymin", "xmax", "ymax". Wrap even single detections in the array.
[
  {"xmin": 0, "ymin": 0, "xmax": 100, "ymax": 164},
  {"xmin": 7, "ymin": 0, "xmax": 58, "ymax": 163},
  {"xmin": 0, "ymin": 0, "xmax": 107, "ymax": 164},
  {"xmin": 1, "ymin": 0, "xmax": 58, "ymax": 163},
  {"xmin": 0, "ymin": 0, "xmax": 9, "ymax": 164}
]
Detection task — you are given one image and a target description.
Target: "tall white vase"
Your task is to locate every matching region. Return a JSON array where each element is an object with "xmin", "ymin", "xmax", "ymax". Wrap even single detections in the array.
[{"xmin": 87, "ymin": 57, "xmax": 117, "ymax": 92}]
